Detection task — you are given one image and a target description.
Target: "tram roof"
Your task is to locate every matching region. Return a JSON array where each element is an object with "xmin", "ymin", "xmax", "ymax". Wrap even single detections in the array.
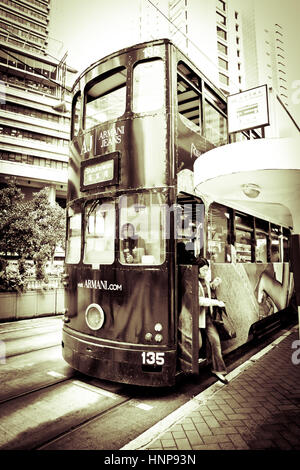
[{"xmin": 71, "ymin": 38, "xmax": 226, "ymax": 102}]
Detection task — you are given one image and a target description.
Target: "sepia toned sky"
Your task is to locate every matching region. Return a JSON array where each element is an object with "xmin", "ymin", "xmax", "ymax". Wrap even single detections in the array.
[{"xmin": 48, "ymin": 0, "xmax": 300, "ymax": 124}]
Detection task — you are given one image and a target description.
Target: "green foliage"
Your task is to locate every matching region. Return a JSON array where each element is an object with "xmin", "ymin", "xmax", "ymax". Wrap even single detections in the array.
[{"xmin": 0, "ymin": 179, "xmax": 66, "ymax": 292}]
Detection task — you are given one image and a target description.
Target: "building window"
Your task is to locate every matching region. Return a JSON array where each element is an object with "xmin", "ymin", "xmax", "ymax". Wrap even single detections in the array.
[
  {"xmin": 236, "ymin": 36, "xmax": 240, "ymax": 44},
  {"xmin": 219, "ymin": 72, "xmax": 229, "ymax": 86},
  {"xmin": 217, "ymin": 41, "xmax": 228, "ymax": 55},
  {"xmin": 216, "ymin": 11, "xmax": 226, "ymax": 25},
  {"xmin": 217, "ymin": 26, "xmax": 227, "ymax": 40},
  {"xmin": 217, "ymin": 0, "xmax": 226, "ymax": 11},
  {"xmin": 218, "ymin": 57, "xmax": 228, "ymax": 70},
  {"xmin": 235, "ymin": 11, "xmax": 238, "ymax": 19}
]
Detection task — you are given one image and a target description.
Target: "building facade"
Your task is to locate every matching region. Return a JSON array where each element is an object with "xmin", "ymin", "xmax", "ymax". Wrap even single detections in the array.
[
  {"xmin": 0, "ymin": 0, "xmax": 76, "ymax": 206},
  {"xmin": 137, "ymin": 0, "xmax": 289, "ymax": 103}
]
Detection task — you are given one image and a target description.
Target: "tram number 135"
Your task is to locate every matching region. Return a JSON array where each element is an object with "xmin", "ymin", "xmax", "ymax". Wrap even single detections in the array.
[{"xmin": 141, "ymin": 352, "xmax": 165, "ymax": 365}]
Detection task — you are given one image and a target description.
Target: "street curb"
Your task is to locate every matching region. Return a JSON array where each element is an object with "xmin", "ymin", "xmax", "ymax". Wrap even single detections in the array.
[{"xmin": 121, "ymin": 325, "xmax": 298, "ymax": 450}]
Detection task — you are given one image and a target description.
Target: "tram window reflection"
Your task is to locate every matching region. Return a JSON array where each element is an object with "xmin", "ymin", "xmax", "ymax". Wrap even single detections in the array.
[
  {"xmin": 255, "ymin": 219, "xmax": 269, "ymax": 263},
  {"xmin": 66, "ymin": 209, "xmax": 81, "ymax": 264},
  {"xmin": 84, "ymin": 201, "xmax": 115, "ymax": 265},
  {"xmin": 270, "ymin": 224, "xmax": 281, "ymax": 262},
  {"xmin": 132, "ymin": 59, "xmax": 165, "ymax": 113},
  {"xmin": 235, "ymin": 214, "xmax": 253, "ymax": 263},
  {"xmin": 208, "ymin": 203, "xmax": 230, "ymax": 263},
  {"xmin": 119, "ymin": 193, "xmax": 166, "ymax": 265}
]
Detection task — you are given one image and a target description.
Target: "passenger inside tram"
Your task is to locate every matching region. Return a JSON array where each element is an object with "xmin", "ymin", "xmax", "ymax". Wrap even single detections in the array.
[{"xmin": 120, "ymin": 223, "xmax": 146, "ymax": 264}]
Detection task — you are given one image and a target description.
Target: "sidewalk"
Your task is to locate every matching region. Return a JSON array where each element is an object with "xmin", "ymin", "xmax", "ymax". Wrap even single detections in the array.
[{"xmin": 123, "ymin": 325, "xmax": 300, "ymax": 451}]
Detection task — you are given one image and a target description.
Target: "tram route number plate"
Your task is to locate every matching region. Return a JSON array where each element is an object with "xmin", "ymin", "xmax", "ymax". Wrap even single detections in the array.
[
  {"xmin": 141, "ymin": 352, "xmax": 165, "ymax": 365},
  {"xmin": 80, "ymin": 152, "xmax": 119, "ymax": 190}
]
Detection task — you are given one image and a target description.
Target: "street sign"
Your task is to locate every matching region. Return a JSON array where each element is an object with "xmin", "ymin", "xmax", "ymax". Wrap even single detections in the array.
[{"xmin": 227, "ymin": 84, "xmax": 269, "ymax": 134}]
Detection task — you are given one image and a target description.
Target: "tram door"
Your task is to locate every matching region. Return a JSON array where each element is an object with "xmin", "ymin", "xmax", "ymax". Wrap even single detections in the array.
[{"xmin": 176, "ymin": 194, "xmax": 204, "ymax": 374}]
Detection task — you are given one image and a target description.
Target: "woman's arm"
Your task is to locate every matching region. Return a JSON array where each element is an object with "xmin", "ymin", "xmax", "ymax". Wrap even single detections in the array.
[{"xmin": 199, "ymin": 297, "xmax": 224, "ymax": 307}]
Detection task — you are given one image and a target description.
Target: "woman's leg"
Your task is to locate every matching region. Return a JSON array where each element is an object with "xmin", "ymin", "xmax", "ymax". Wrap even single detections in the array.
[{"xmin": 205, "ymin": 313, "xmax": 227, "ymax": 374}]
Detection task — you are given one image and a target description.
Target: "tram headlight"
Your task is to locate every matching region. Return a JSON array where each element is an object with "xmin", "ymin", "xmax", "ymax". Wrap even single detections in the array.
[
  {"xmin": 154, "ymin": 323, "xmax": 163, "ymax": 332},
  {"xmin": 154, "ymin": 333, "xmax": 163, "ymax": 343},
  {"xmin": 145, "ymin": 332, "xmax": 153, "ymax": 341},
  {"xmin": 85, "ymin": 304, "xmax": 105, "ymax": 330}
]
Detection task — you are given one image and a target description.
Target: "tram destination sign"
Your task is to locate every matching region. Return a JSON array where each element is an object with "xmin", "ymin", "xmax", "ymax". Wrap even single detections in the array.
[
  {"xmin": 227, "ymin": 84, "xmax": 269, "ymax": 134},
  {"xmin": 80, "ymin": 152, "xmax": 119, "ymax": 190}
]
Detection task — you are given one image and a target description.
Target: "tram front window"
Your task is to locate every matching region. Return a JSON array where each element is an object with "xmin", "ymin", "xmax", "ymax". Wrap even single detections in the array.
[
  {"xmin": 119, "ymin": 193, "xmax": 166, "ymax": 265},
  {"xmin": 66, "ymin": 208, "xmax": 81, "ymax": 264},
  {"xmin": 85, "ymin": 67, "xmax": 127, "ymax": 128},
  {"xmin": 84, "ymin": 201, "xmax": 115, "ymax": 265},
  {"xmin": 132, "ymin": 59, "xmax": 165, "ymax": 113}
]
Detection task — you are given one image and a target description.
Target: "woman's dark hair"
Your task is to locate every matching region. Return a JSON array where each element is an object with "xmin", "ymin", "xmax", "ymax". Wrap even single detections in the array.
[
  {"xmin": 195, "ymin": 256, "xmax": 209, "ymax": 268},
  {"xmin": 120, "ymin": 223, "xmax": 135, "ymax": 239}
]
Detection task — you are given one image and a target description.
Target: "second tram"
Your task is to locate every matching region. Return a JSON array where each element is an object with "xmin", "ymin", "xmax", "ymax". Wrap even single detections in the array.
[{"xmin": 62, "ymin": 39, "xmax": 295, "ymax": 386}]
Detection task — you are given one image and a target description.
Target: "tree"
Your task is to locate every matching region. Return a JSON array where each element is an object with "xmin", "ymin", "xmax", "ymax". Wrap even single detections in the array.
[{"xmin": 0, "ymin": 179, "xmax": 66, "ymax": 291}]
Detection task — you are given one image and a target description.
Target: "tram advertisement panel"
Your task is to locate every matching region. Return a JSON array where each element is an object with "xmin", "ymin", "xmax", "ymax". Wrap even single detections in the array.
[{"xmin": 211, "ymin": 262, "xmax": 292, "ymax": 353}]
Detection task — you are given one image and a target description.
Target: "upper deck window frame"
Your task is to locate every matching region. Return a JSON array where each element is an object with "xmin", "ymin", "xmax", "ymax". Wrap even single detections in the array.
[
  {"xmin": 132, "ymin": 57, "xmax": 165, "ymax": 114},
  {"xmin": 83, "ymin": 66, "xmax": 127, "ymax": 130},
  {"xmin": 71, "ymin": 91, "xmax": 81, "ymax": 139},
  {"xmin": 177, "ymin": 60, "xmax": 203, "ymax": 133}
]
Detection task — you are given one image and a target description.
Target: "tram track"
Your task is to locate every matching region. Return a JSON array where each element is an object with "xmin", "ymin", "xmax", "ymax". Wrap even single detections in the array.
[
  {"xmin": 0, "ymin": 319, "xmax": 297, "ymax": 450},
  {"xmin": 35, "ymin": 394, "xmax": 135, "ymax": 450},
  {"xmin": 0, "ymin": 374, "xmax": 132, "ymax": 450}
]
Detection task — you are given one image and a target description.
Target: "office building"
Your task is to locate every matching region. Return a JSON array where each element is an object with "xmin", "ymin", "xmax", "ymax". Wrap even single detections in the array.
[
  {"xmin": 0, "ymin": 0, "xmax": 76, "ymax": 206},
  {"xmin": 137, "ymin": 0, "xmax": 290, "ymax": 103}
]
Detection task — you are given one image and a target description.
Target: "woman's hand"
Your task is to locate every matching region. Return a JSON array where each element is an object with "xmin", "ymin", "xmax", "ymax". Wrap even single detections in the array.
[{"xmin": 211, "ymin": 277, "xmax": 222, "ymax": 289}]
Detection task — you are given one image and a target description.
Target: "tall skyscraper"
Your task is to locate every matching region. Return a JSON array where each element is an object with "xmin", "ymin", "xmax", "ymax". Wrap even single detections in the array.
[
  {"xmin": 0, "ymin": 0, "xmax": 76, "ymax": 205},
  {"xmin": 137, "ymin": 0, "xmax": 290, "ymax": 104}
]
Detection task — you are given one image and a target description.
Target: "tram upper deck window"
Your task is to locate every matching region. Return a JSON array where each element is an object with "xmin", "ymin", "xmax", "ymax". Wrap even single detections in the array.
[
  {"xmin": 71, "ymin": 92, "xmax": 81, "ymax": 138},
  {"xmin": 132, "ymin": 59, "xmax": 165, "ymax": 113},
  {"xmin": 235, "ymin": 214, "xmax": 253, "ymax": 263},
  {"xmin": 204, "ymin": 84, "xmax": 227, "ymax": 146},
  {"xmin": 66, "ymin": 207, "xmax": 82, "ymax": 264},
  {"xmin": 84, "ymin": 200, "xmax": 115, "ymax": 265},
  {"xmin": 177, "ymin": 62, "xmax": 202, "ymax": 132},
  {"xmin": 208, "ymin": 203, "xmax": 230, "ymax": 263},
  {"xmin": 84, "ymin": 67, "xmax": 126, "ymax": 129},
  {"xmin": 255, "ymin": 219, "xmax": 269, "ymax": 263},
  {"xmin": 119, "ymin": 193, "xmax": 166, "ymax": 265}
]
